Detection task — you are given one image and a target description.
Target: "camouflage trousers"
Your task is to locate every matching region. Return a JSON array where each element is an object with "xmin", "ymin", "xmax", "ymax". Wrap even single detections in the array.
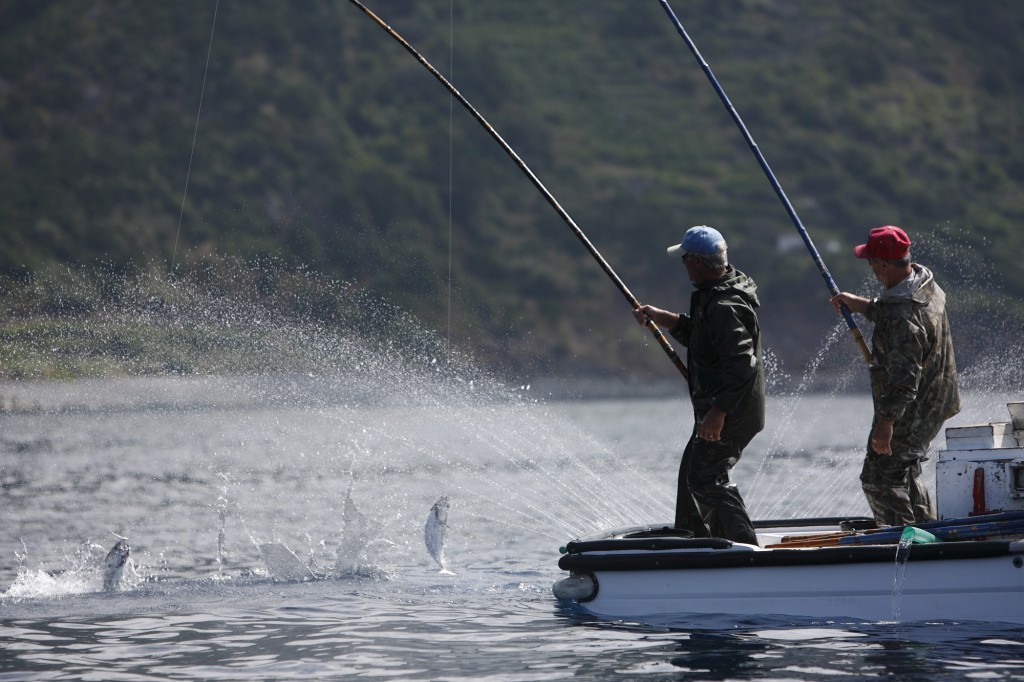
[
  {"xmin": 676, "ymin": 428, "xmax": 759, "ymax": 545},
  {"xmin": 860, "ymin": 448, "xmax": 936, "ymax": 527}
]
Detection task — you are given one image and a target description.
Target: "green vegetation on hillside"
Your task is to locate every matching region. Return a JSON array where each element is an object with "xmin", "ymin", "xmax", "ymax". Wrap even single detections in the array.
[{"xmin": 1, "ymin": 1, "xmax": 1022, "ymax": 379}]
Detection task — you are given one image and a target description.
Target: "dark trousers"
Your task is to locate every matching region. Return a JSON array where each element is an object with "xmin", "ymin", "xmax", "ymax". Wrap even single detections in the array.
[{"xmin": 676, "ymin": 429, "xmax": 758, "ymax": 545}]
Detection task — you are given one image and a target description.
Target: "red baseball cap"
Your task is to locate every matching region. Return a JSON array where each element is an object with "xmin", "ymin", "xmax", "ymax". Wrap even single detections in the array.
[{"xmin": 853, "ymin": 225, "xmax": 911, "ymax": 259}]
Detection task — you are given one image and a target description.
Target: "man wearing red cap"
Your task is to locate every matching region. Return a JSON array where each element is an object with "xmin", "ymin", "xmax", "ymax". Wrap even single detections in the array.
[{"xmin": 831, "ymin": 225, "xmax": 960, "ymax": 526}]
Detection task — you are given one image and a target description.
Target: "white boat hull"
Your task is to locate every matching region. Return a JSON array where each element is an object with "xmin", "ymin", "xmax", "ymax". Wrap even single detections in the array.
[{"xmin": 574, "ymin": 550, "xmax": 1024, "ymax": 623}]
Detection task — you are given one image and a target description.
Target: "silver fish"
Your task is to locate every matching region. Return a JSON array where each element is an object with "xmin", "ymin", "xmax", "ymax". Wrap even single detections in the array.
[
  {"xmin": 258, "ymin": 542, "xmax": 318, "ymax": 581},
  {"xmin": 424, "ymin": 495, "xmax": 453, "ymax": 574},
  {"xmin": 335, "ymin": 483, "xmax": 370, "ymax": 575},
  {"xmin": 102, "ymin": 539, "xmax": 130, "ymax": 592}
]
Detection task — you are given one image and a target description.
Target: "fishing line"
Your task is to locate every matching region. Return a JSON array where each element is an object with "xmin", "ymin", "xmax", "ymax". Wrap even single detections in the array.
[
  {"xmin": 171, "ymin": 0, "xmax": 220, "ymax": 274},
  {"xmin": 446, "ymin": 0, "xmax": 454, "ymax": 358}
]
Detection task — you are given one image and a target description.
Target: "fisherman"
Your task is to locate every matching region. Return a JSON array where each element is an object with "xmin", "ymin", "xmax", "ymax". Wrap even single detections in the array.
[
  {"xmin": 830, "ymin": 225, "xmax": 960, "ymax": 527},
  {"xmin": 634, "ymin": 225, "xmax": 763, "ymax": 546}
]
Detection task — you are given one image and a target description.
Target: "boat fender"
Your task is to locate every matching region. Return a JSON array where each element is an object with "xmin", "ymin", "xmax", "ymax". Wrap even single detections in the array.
[
  {"xmin": 1010, "ymin": 540, "xmax": 1024, "ymax": 565},
  {"xmin": 552, "ymin": 571, "xmax": 598, "ymax": 602}
]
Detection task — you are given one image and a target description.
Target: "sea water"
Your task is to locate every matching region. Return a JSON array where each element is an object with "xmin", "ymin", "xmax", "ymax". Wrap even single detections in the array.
[{"xmin": 3, "ymin": 376, "xmax": 1024, "ymax": 681}]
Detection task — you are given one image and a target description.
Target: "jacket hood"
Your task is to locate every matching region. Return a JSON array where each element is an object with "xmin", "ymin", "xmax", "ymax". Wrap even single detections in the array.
[
  {"xmin": 698, "ymin": 266, "xmax": 760, "ymax": 308},
  {"xmin": 882, "ymin": 264, "xmax": 942, "ymax": 306}
]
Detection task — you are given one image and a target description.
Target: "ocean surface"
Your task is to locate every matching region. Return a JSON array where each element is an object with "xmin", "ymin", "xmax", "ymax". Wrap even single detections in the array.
[{"xmin": 2, "ymin": 375, "xmax": 1023, "ymax": 681}]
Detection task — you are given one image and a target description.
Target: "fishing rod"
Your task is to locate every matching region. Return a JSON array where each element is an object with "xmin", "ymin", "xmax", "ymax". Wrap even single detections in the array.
[
  {"xmin": 657, "ymin": 0, "xmax": 872, "ymax": 365},
  {"xmin": 348, "ymin": 0, "xmax": 689, "ymax": 381}
]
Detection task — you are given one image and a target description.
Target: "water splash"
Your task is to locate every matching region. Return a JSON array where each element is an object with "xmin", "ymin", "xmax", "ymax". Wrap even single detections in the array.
[
  {"xmin": 5, "ymin": 538, "xmax": 144, "ymax": 600},
  {"xmin": 0, "ymin": 259, "xmax": 673, "ymax": 594},
  {"xmin": 891, "ymin": 526, "xmax": 940, "ymax": 622},
  {"xmin": 891, "ymin": 530, "xmax": 914, "ymax": 622}
]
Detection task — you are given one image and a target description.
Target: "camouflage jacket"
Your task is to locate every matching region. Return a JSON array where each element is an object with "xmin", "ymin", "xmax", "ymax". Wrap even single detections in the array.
[
  {"xmin": 670, "ymin": 266, "xmax": 766, "ymax": 441},
  {"xmin": 866, "ymin": 264, "xmax": 961, "ymax": 451}
]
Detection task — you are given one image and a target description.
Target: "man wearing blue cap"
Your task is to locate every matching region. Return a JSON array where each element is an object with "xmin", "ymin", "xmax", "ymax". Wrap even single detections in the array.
[{"xmin": 634, "ymin": 225, "xmax": 764, "ymax": 545}]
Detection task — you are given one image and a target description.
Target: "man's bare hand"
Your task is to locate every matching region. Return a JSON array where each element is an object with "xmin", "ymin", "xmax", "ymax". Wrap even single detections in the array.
[
  {"xmin": 698, "ymin": 406, "xmax": 726, "ymax": 442},
  {"xmin": 830, "ymin": 292, "xmax": 870, "ymax": 315},
  {"xmin": 633, "ymin": 305, "xmax": 679, "ymax": 329},
  {"xmin": 871, "ymin": 418, "xmax": 894, "ymax": 455}
]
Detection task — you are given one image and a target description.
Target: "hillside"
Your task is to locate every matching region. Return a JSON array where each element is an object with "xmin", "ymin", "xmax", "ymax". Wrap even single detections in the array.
[{"xmin": 1, "ymin": 0, "xmax": 1022, "ymax": 383}]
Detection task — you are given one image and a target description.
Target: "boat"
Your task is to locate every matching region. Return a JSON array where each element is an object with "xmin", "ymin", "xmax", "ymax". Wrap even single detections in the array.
[{"xmin": 552, "ymin": 401, "xmax": 1024, "ymax": 624}]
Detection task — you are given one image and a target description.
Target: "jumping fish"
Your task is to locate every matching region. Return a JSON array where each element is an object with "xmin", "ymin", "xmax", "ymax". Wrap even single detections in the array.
[
  {"xmin": 102, "ymin": 538, "xmax": 131, "ymax": 592},
  {"xmin": 257, "ymin": 542, "xmax": 318, "ymax": 581},
  {"xmin": 424, "ymin": 495, "xmax": 454, "ymax": 575},
  {"xmin": 335, "ymin": 482, "xmax": 370, "ymax": 575}
]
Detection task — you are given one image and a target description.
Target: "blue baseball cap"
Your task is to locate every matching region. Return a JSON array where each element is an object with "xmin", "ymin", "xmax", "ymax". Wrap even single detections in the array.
[{"xmin": 666, "ymin": 225, "xmax": 726, "ymax": 257}]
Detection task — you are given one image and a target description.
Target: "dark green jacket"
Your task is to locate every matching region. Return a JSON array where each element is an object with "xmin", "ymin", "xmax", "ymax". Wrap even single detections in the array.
[
  {"xmin": 670, "ymin": 266, "xmax": 766, "ymax": 441},
  {"xmin": 866, "ymin": 263, "xmax": 960, "ymax": 453}
]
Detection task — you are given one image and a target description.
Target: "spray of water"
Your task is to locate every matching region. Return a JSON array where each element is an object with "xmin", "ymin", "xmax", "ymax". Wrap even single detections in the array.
[
  {"xmin": 1, "ymin": 258, "xmax": 673, "ymax": 594},
  {"xmin": 5, "ymin": 537, "xmax": 143, "ymax": 599}
]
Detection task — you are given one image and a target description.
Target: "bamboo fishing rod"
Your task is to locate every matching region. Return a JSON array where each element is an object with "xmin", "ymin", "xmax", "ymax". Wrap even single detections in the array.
[
  {"xmin": 348, "ymin": 0, "xmax": 688, "ymax": 381},
  {"xmin": 657, "ymin": 0, "xmax": 872, "ymax": 365}
]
